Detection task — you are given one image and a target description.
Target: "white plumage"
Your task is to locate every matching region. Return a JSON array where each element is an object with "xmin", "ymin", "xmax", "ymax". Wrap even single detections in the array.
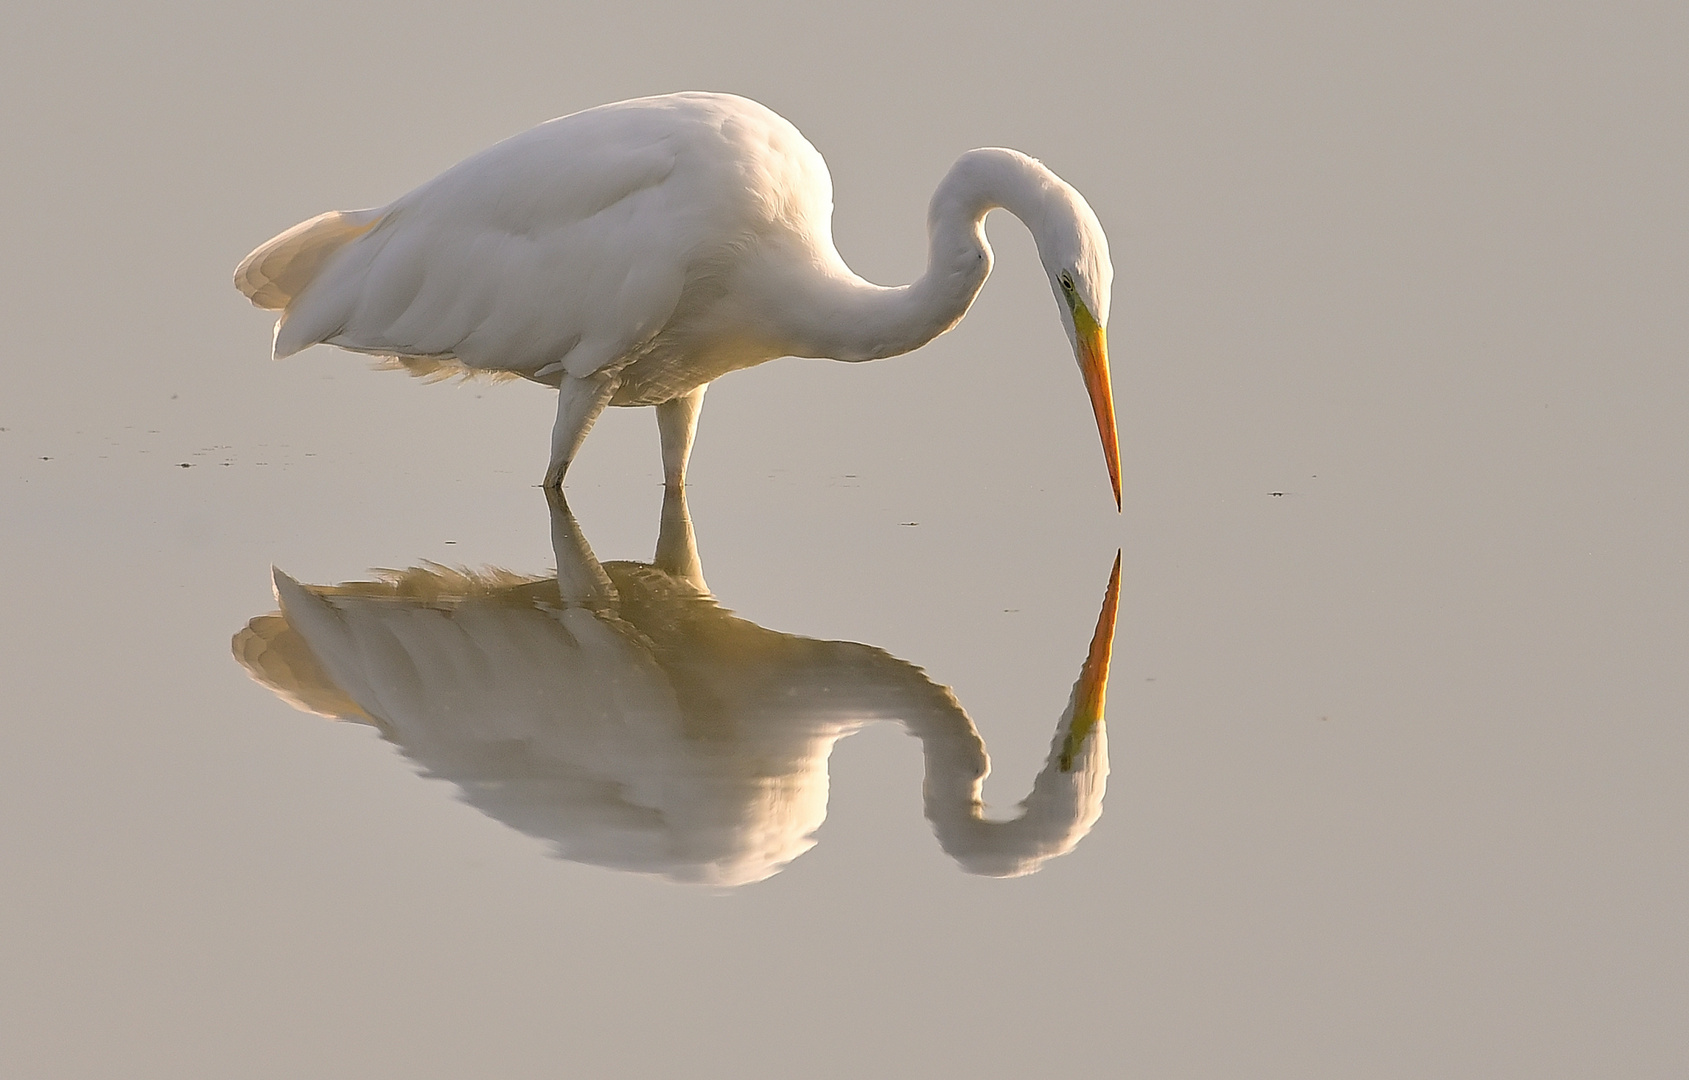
[
  {"xmin": 233, "ymin": 490, "xmax": 1119, "ymax": 886},
  {"xmin": 236, "ymin": 92, "xmax": 1119, "ymax": 499}
]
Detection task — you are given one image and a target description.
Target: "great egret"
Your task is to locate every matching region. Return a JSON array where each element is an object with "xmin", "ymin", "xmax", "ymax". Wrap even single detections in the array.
[
  {"xmin": 233, "ymin": 487, "xmax": 1120, "ymax": 885},
  {"xmin": 235, "ymin": 92, "xmax": 1119, "ymax": 504}
]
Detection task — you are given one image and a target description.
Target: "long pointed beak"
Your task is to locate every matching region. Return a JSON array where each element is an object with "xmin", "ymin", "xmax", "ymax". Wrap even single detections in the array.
[
  {"xmin": 1077, "ymin": 321, "xmax": 1122, "ymax": 510},
  {"xmin": 1059, "ymin": 551, "xmax": 1122, "ymax": 771}
]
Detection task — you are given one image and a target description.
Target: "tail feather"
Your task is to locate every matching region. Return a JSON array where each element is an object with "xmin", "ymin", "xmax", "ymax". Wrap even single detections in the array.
[
  {"xmin": 231, "ymin": 571, "xmax": 375, "ymax": 724},
  {"xmin": 234, "ymin": 207, "xmax": 383, "ymax": 312}
]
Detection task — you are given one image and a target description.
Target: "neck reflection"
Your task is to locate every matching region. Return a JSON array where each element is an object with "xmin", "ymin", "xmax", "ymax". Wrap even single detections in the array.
[{"xmin": 234, "ymin": 488, "xmax": 1120, "ymax": 887}]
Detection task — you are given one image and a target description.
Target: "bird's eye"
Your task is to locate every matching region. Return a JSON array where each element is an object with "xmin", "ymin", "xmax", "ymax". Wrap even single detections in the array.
[{"xmin": 1059, "ymin": 273, "xmax": 1075, "ymax": 292}]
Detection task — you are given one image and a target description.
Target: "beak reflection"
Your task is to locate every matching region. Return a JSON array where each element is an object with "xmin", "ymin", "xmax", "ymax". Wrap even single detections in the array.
[{"xmin": 234, "ymin": 488, "xmax": 1121, "ymax": 887}]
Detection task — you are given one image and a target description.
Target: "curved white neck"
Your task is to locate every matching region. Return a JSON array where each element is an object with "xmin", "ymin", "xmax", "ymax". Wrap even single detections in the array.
[
  {"xmin": 897, "ymin": 685, "xmax": 1109, "ymax": 879},
  {"xmin": 778, "ymin": 148, "xmax": 1066, "ymax": 362}
]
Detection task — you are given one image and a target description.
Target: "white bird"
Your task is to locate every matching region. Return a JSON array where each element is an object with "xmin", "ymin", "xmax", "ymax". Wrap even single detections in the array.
[
  {"xmin": 235, "ymin": 92, "xmax": 1119, "ymax": 503},
  {"xmin": 232, "ymin": 488, "xmax": 1120, "ymax": 886}
]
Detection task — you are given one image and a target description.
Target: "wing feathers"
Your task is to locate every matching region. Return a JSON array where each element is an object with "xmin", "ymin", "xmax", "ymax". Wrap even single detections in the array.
[
  {"xmin": 233, "ymin": 208, "xmax": 383, "ymax": 311},
  {"xmin": 239, "ymin": 95, "xmax": 789, "ymax": 379}
]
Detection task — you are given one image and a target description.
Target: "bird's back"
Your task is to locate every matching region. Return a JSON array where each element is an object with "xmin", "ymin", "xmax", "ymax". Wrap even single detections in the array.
[{"xmin": 243, "ymin": 93, "xmax": 838, "ymax": 391}]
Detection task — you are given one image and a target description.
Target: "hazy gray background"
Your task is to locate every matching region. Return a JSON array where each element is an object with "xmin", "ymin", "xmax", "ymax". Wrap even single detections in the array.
[{"xmin": 2, "ymin": 1, "xmax": 1685, "ymax": 1076}]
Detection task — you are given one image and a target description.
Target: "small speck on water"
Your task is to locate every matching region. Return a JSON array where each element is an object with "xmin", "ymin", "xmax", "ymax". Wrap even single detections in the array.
[
  {"xmin": 1271, "ymin": 492, "xmax": 1284, "ymax": 497},
  {"xmin": 178, "ymin": 463, "xmax": 192, "ymax": 468},
  {"xmin": 900, "ymin": 522, "xmax": 918, "ymax": 526}
]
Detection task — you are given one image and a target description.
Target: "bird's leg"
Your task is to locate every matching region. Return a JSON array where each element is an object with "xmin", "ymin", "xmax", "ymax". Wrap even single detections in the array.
[
  {"xmin": 545, "ymin": 372, "xmax": 618, "ymax": 489},
  {"xmin": 655, "ymin": 384, "xmax": 708, "ymax": 487},
  {"xmin": 652, "ymin": 484, "xmax": 707, "ymax": 594},
  {"xmin": 544, "ymin": 486, "xmax": 617, "ymax": 605}
]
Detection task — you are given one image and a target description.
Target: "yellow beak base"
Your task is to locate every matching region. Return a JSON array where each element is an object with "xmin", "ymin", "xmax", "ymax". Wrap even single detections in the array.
[
  {"xmin": 1059, "ymin": 551, "xmax": 1122, "ymax": 772},
  {"xmin": 1076, "ymin": 316, "xmax": 1121, "ymax": 510}
]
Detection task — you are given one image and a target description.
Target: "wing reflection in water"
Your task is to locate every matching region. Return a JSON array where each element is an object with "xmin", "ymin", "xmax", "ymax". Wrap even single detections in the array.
[{"xmin": 234, "ymin": 489, "xmax": 1120, "ymax": 887}]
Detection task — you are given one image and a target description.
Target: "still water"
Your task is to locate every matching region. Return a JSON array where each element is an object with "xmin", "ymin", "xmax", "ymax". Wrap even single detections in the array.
[
  {"xmin": 2, "ymin": 2, "xmax": 1685, "ymax": 1077},
  {"xmin": 234, "ymin": 488, "xmax": 1118, "ymax": 887}
]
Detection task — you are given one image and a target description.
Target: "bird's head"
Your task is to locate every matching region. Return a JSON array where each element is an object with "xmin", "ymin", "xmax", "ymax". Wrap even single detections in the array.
[{"xmin": 1033, "ymin": 179, "xmax": 1118, "ymax": 510}]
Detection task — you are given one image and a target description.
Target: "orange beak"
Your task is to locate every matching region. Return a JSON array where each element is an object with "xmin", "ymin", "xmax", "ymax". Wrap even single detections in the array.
[
  {"xmin": 1076, "ymin": 317, "xmax": 1121, "ymax": 510},
  {"xmin": 1059, "ymin": 551, "xmax": 1122, "ymax": 772}
]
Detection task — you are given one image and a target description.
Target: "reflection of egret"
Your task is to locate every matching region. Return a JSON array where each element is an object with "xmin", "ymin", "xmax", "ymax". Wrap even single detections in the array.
[
  {"xmin": 234, "ymin": 489, "xmax": 1119, "ymax": 886},
  {"xmin": 234, "ymin": 92, "xmax": 1118, "ymax": 504}
]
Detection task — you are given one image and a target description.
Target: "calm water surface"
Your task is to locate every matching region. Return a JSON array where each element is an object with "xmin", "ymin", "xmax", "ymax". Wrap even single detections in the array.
[{"xmin": 2, "ymin": 2, "xmax": 1685, "ymax": 1077}]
